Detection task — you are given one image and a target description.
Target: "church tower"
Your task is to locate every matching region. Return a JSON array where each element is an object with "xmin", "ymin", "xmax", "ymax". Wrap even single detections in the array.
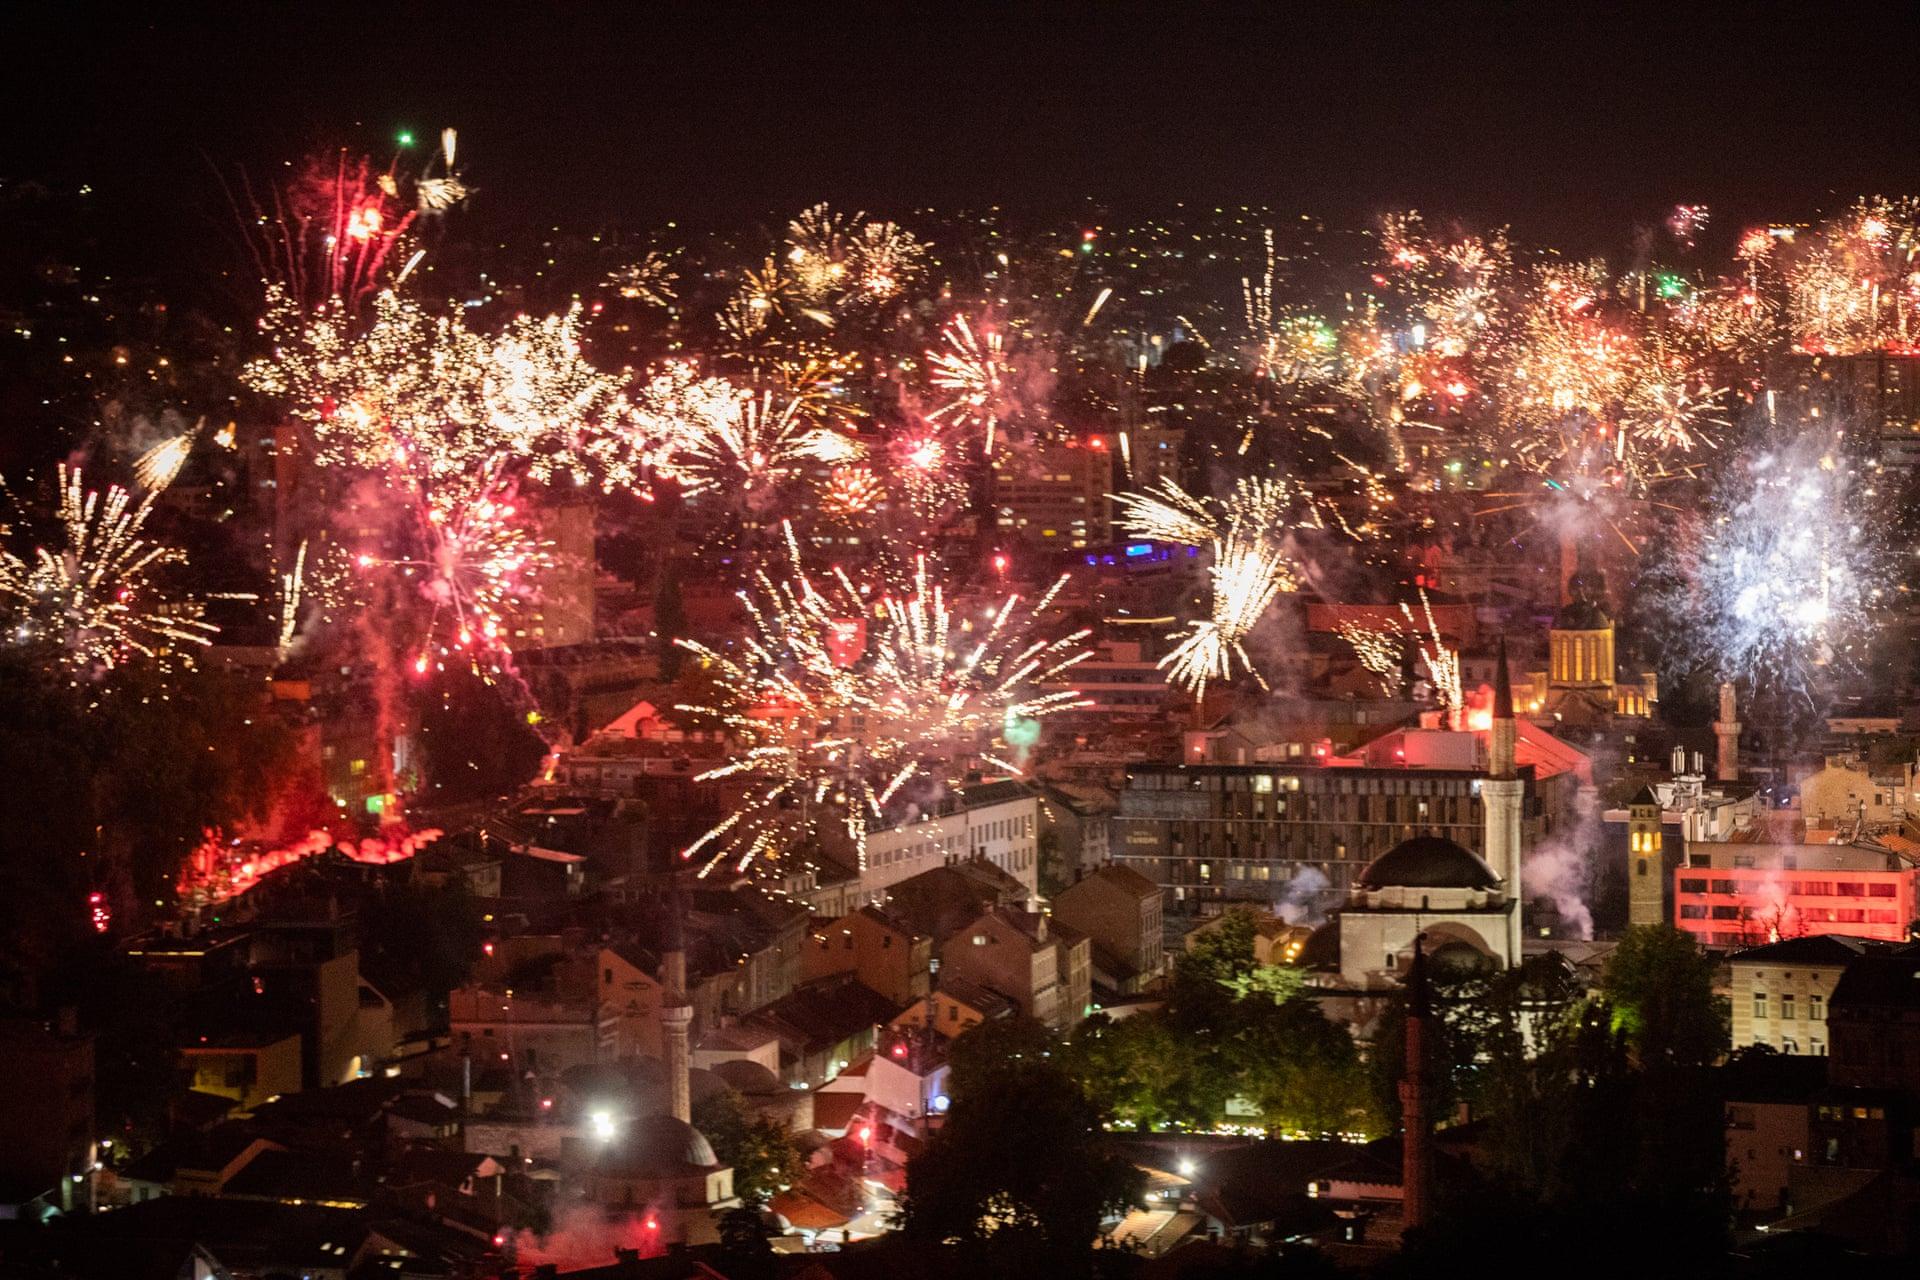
[
  {"xmin": 1483, "ymin": 637, "xmax": 1526, "ymax": 965},
  {"xmin": 1548, "ymin": 559, "xmax": 1616, "ymax": 694},
  {"xmin": 1627, "ymin": 785, "xmax": 1666, "ymax": 928}
]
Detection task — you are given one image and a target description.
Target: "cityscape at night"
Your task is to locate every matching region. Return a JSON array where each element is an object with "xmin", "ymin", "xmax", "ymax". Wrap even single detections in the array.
[{"xmin": 9, "ymin": 6, "xmax": 1920, "ymax": 1277}]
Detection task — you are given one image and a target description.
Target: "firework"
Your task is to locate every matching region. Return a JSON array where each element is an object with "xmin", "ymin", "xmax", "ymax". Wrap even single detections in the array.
[
  {"xmin": 1338, "ymin": 620, "xmax": 1403, "ymax": 695},
  {"xmin": 1114, "ymin": 475, "xmax": 1344, "ymax": 696},
  {"xmin": 660, "ymin": 391, "xmax": 861, "ymax": 500},
  {"xmin": 361, "ymin": 471, "xmax": 553, "ymax": 675},
  {"xmin": 1159, "ymin": 536, "xmax": 1291, "ymax": 698},
  {"xmin": 1673, "ymin": 422, "xmax": 1888, "ymax": 698},
  {"xmin": 0, "ymin": 465, "xmax": 216, "ymax": 674},
  {"xmin": 673, "ymin": 530, "xmax": 1086, "ymax": 875},
  {"xmin": 178, "ymin": 825, "xmax": 443, "ymax": 909},
  {"xmin": 134, "ymin": 422, "xmax": 200, "ymax": 491},
  {"xmin": 927, "ymin": 316, "xmax": 1011, "ymax": 453},
  {"xmin": 819, "ymin": 465, "xmax": 885, "ymax": 520},
  {"xmin": 606, "ymin": 252, "xmax": 679, "ymax": 306},
  {"xmin": 232, "ymin": 136, "xmax": 465, "ymax": 312},
  {"xmin": 246, "ymin": 287, "xmax": 667, "ymax": 491},
  {"xmin": 785, "ymin": 204, "xmax": 928, "ymax": 307},
  {"xmin": 1399, "ymin": 589, "xmax": 1463, "ymax": 726}
]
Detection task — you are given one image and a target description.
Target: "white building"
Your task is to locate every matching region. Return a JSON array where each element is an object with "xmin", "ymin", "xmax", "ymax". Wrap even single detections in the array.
[{"xmin": 858, "ymin": 781, "xmax": 1041, "ymax": 903}]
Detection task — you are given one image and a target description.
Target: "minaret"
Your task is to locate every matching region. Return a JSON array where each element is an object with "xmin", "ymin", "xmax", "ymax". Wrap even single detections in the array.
[
  {"xmin": 1483, "ymin": 637, "xmax": 1526, "ymax": 966},
  {"xmin": 1399, "ymin": 935, "xmax": 1435, "ymax": 1233},
  {"xmin": 1713, "ymin": 681, "xmax": 1741, "ymax": 783},
  {"xmin": 660, "ymin": 890, "xmax": 693, "ymax": 1125}
]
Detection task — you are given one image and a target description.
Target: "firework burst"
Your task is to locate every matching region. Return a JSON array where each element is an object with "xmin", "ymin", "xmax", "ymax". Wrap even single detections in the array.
[
  {"xmin": 673, "ymin": 529, "xmax": 1086, "ymax": 876},
  {"xmin": 0, "ymin": 465, "xmax": 216, "ymax": 675},
  {"xmin": 927, "ymin": 316, "xmax": 1012, "ymax": 453}
]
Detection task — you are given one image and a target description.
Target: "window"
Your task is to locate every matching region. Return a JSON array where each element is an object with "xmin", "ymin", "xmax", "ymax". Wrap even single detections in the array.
[
  {"xmin": 1781, "ymin": 994, "xmax": 1796, "ymax": 1020},
  {"xmin": 1810, "ymin": 994, "xmax": 1824, "ymax": 1020},
  {"xmin": 1783, "ymin": 1038, "xmax": 1799, "ymax": 1054},
  {"xmin": 1753, "ymin": 992, "xmax": 1768, "ymax": 1019},
  {"xmin": 1812, "ymin": 1037, "xmax": 1826, "ymax": 1056},
  {"xmin": 1680, "ymin": 878, "xmax": 1708, "ymax": 894},
  {"xmin": 971, "ymin": 934, "xmax": 989, "ymax": 946}
]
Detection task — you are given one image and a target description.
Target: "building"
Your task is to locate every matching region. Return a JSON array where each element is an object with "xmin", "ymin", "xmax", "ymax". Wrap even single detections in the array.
[
  {"xmin": 508, "ymin": 496, "xmax": 595, "ymax": 649},
  {"xmin": 855, "ymin": 781, "xmax": 1042, "ymax": 904},
  {"xmin": 1334, "ymin": 837, "xmax": 1518, "ymax": 988},
  {"xmin": 181, "ymin": 1031, "xmax": 304, "ymax": 1112},
  {"xmin": 1524, "ymin": 562, "xmax": 1658, "ymax": 729},
  {"xmin": 1051, "ymin": 864, "xmax": 1166, "ymax": 995},
  {"xmin": 801, "ymin": 906, "xmax": 932, "ymax": 1007},
  {"xmin": 1034, "ymin": 640, "xmax": 1170, "ymax": 721},
  {"xmin": 1801, "ymin": 756, "xmax": 1916, "ymax": 832},
  {"xmin": 447, "ymin": 987, "xmax": 618, "ymax": 1077},
  {"xmin": 889, "ymin": 978, "xmax": 1015, "ymax": 1039},
  {"xmin": 1115, "ymin": 664, "xmax": 1584, "ymax": 920},
  {"xmin": 937, "ymin": 906, "xmax": 1088, "ymax": 1031},
  {"xmin": 1674, "ymin": 843, "xmax": 1917, "ymax": 948},
  {"xmin": 1729, "ymin": 935, "xmax": 1898, "ymax": 1056},
  {"xmin": 0, "ymin": 1016, "xmax": 95, "ymax": 1216},
  {"xmin": 1828, "ymin": 949, "xmax": 1920, "ymax": 1090},
  {"xmin": 991, "ymin": 438, "xmax": 1115, "ymax": 548}
]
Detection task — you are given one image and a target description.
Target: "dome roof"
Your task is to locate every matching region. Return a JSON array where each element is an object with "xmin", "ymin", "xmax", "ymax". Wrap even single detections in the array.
[
  {"xmin": 1357, "ymin": 836, "xmax": 1500, "ymax": 891},
  {"xmin": 601, "ymin": 1114, "xmax": 719, "ymax": 1177}
]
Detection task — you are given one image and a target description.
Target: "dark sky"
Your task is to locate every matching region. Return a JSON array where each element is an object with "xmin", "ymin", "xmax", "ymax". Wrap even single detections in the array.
[{"xmin": 8, "ymin": 2, "xmax": 1920, "ymax": 260}]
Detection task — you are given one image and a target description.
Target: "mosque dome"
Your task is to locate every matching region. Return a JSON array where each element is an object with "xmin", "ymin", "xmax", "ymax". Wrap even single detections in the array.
[
  {"xmin": 1356, "ymin": 836, "xmax": 1501, "ymax": 891},
  {"xmin": 600, "ymin": 1114, "xmax": 720, "ymax": 1177}
]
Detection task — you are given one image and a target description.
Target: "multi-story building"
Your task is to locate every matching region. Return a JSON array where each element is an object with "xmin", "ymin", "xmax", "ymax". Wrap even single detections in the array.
[
  {"xmin": 1729, "ymin": 935, "xmax": 1897, "ymax": 1057},
  {"xmin": 1051, "ymin": 864, "xmax": 1166, "ymax": 995},
  {"xmin": 939, "ymin": 907, "xmax": 1077, "ymax": 1030},
  {"xmin": 508, "ymin": 496, "xmax": 595, "ymax": 649},
  {"xmin": 1035, "ymin": 640, "xmax": 1171, "ymax": 721},
  {"xmin": 990, "ymin": 439, "xmax": 1114, "ymax": 549},
  {"xmin": 1114, "ymin": 715, "xmax": 1587, "ymax": 917},
  {"xmin": 801, "ymin": 906, "xmax": 932, "ymax": 1007},
  {"xmin": 1800, "ymin": 757, "xmax": 1916, "ymax": 832},
  {"xmin": 447, "ymin": 987, "xmax": 618, "ymax": 1077},
  {"xmin": 1674, "ymin": 843, "xmax": 1917, "ymax": 948},
  {"xmin": 859, "ymin": 781, "xmax": 1041, "ymax": 903}
]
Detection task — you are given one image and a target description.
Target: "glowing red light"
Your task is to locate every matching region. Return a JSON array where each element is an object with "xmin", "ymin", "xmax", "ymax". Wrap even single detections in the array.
[
  {"xmin": 644, "ymin": 1216, "xmax": 659, "ymax": 1232},
  {"xmin": 891, "ymin": 1042, "xmax": 907, "ymax": 1058}
]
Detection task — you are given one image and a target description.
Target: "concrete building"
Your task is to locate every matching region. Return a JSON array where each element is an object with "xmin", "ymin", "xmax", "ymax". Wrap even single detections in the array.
[
  {"xmin": 1051, "ymin": 864, "xmax": 1166, "ymax": 995},
  {"xmin": 448, "ymin": 987, "xmax": 618, "ymax": 1077},
  {"xmin": 1334, "ymin": 837, "xmax": 1518, "ymax": 988},
  {"xmin": 1674, "ymin": 843, "xmax": 1916, "ymax": 948},
  {"xmin": 991, "ymin": 438, "xmax": 1115, "ymax": 548},
  {"xmin": 857, "ymin": 781, "xmax": 1042, "ymax": 903},
  {"xmin": 181, "ymin": 1031, "xmax": 303, "ymax": 1112},
  {"xmin": 1115, "ymin": 706, "xmax": 1587, "ymax": 918},
  {"xmin": 1800, "ymin": 757, "xmax": 1916, "ymax": 832},
  {"xmin": 1729, "ymin": 935, "xmax": 1896, "ymax": 1057},
  {"xmin": 937, "ymin": 906, "xmax": 1088, "ymax": 1031}
]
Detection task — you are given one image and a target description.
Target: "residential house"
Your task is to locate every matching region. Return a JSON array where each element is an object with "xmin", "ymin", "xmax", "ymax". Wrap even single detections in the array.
[
  {"xmin": 801, "ymin": 906, "xmax": 931, "ymax": 1007},
  {"xmin": 1052, "ymin": 864, "xmax": 1166, "ymax": 996}
]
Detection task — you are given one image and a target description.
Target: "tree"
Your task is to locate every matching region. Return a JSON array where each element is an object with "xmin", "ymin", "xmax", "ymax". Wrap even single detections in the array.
[
  {"xmin": 1599, "ymin": 924, "xmax": 1728, "ymax": 1069},
  {"xmin": 896, "ymin": 1056, "xmax": 1143, "ymax": 1279},
  {"xmin": 1065, "ymin": 1012, "xmax": 1225, "ymax": 1131},
  {"xmin": 693, "ymin": 1089, "xmax": 801, "ymax": 1206},
  {"xmin": 1231, "ymin": 996, "xmax": 1379, "ymax": 1138},
  {"xmin": 946, "ymin": 1015, "xmax": 1059, "ymax": 1103}
]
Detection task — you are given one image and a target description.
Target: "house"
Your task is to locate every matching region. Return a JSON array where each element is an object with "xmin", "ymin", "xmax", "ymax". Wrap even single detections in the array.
[
  {"xmin": 884, "ymin": 858, "xmax": 1030, "ymax": 947},
  {"xmin": 889, "ymin": 978, "xmax": 1015, "ymax": 1038},
  {"xmin": 801, "ymin": 906, "xmax": 931, "ymax": 1007},
  {"xmin": 938, "ymin": 907, "xmax": 1082, "ymax": 1030},
  {"xmin": 180, "ymin": 1030, "xmax": 303, "ymax": 1111},
  {"xmin": 1052, "ymin": 864, "xmax": 1166, "ymax": 996},
  {"xmin": 743, "ymin": 975, "xmax": 902, "ymax": 1088},
  {"xmin": 1720, "ymin": 1053, "xmax": 1825, "ymax": 1219},
  {"xmin": 1729, "ymin": 935, "xmax": 1899, "ymax": 1057}
]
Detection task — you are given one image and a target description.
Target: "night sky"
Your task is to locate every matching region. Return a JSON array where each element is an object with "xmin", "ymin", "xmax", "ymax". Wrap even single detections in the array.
[{"xmin": 8, "ymin": 3, "xmax": 1920, "ymax": 263}]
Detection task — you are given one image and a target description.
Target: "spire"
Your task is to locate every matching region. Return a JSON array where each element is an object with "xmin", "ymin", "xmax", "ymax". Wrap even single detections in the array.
[
  {"xmin": 660, "ymin": 886, "xmax": 693, "ymax": 1125},
  {"xmin": 1493, "ymin": 635, "xmax": 1514, "ymax": 722}
]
